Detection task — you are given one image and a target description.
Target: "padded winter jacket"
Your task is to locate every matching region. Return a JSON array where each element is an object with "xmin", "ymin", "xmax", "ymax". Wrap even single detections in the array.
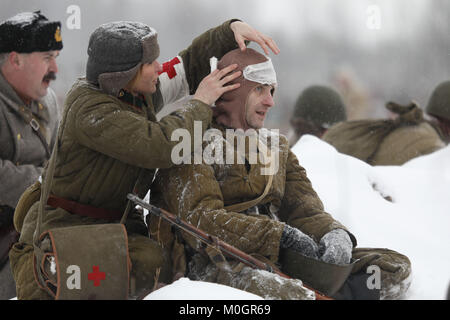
[{"xmin": 151, "ymin": 123, "xmax": 356, "ymax": 266}]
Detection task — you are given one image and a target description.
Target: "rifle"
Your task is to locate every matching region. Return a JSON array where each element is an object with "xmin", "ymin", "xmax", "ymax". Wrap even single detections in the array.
[{"xmin": 127, "ymin": 193, "xmax": 333, "ymax": 300}]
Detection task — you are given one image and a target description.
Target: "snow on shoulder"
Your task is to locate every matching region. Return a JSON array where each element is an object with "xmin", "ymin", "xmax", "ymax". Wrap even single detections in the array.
[{"xmin": 292, "ymin": 135, "xmax": 450, "ymax": 300}]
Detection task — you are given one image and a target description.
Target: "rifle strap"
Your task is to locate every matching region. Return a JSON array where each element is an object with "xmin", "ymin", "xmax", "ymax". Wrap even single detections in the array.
[
  {"xmin": 224, "ymin": 174, "xmax": 273, "ymax": 213},
  {"xmin": 204, "ymin": 236, "xmax": 233, "ymax": 273}
]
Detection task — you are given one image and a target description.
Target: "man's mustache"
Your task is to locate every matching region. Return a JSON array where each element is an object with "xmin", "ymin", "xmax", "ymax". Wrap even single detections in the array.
[{"xmin": 43, "ymin": 72, "xmax": 57, "ymax": 82}]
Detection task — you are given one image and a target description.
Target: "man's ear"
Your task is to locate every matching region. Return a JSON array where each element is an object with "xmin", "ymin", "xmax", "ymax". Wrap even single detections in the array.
[{"xmin": 8, "ymin": 52, "xmax": 25, "ymax": 70}]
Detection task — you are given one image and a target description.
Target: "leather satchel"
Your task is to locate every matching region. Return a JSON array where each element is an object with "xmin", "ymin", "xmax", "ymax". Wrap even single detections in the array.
[{"xmin": 32, "ymin": 138, "xmax": 133, "ymax": 300}]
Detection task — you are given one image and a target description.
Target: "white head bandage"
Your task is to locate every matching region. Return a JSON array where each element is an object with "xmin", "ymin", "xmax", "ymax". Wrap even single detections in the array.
[{"xmin": 243, "ymin": 58, "xmax": 277, "ymax": 86}]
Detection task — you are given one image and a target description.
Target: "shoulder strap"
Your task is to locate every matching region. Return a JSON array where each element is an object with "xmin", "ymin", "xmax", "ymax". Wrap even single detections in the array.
[
  {"xmin": 18, "ymin": 107, "xmax": 51, "ymax": 158},
  {"xmin": 0, "ymin": 91, "xmax": 51, "ymax": 158},
  {"xmin": 224, "ymin": 174, "xmax": 273, "ymax": 213},
  {"xmin": 34, "ymin": 139, "xmax": 58, "ymax": 247}
]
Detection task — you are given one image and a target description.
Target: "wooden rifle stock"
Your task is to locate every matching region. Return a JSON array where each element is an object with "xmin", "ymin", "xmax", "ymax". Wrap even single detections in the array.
[{"xmin": 127, "ymin": 193, "xmax": 332, "ymax": 300}]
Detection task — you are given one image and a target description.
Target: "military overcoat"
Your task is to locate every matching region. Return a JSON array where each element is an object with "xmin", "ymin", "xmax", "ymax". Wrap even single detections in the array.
[{"xmin": 0, "ymin": 73, "xmax": 60, "ymax": 210}]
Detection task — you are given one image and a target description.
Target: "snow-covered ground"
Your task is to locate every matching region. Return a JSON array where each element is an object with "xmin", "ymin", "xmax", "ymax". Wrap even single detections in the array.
[
  {"xmin": 144, "ymin": 277, "xmax": 263, "ymax": 300},
  {"xmin": 145, "ymin": 135, "xmax": 450, "ymax": 300},
  {"xmin": 290, "ymin": 135, "xmax": 450, "ymax": 300}
]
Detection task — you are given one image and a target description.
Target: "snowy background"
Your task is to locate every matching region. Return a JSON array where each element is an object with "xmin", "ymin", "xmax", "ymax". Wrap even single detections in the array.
[{"xmin": 144, "ymin": 136, "xmax": 450, "ymax": 300}]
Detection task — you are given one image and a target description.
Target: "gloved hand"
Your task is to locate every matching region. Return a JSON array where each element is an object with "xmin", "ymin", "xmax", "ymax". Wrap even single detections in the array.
[
  {"xmin": 318, "ymin": 229, "xmax": 353, "ymax": 265},
  {"xmin": 280, "ymin": 224, "xmax": 319, "ymax": 259}
]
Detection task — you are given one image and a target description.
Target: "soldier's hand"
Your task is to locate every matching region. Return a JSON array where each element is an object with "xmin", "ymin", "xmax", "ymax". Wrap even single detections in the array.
[
  {"xmin": 280, "ymin": 224, "xmax": 319, "ymax": 259},
  {"xmin": 193, "ymin": 63, "xmax": 241, "ymax": 106},
  {"xmin": 230, "ymin": 21, "xmax": 280, "ymax": 56},
  {"xmin": 319, "ymin": 229, "xmax": 353, "ymax": 265}
]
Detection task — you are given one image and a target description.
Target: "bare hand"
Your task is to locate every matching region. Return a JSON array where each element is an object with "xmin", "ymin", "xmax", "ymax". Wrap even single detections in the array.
[
  {"xmin": 193, "ymin": 64, "xmax": 241, "ymax": 106},
  {"xmin": 230, "ymin": 21, "xmax": 280, "ymax": 56}
]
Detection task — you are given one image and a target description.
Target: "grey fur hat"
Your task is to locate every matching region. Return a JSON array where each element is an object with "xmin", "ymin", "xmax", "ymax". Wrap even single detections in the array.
[{"xmin": 86, "ymin": 21, "xmax": 160, "ymax": 96}]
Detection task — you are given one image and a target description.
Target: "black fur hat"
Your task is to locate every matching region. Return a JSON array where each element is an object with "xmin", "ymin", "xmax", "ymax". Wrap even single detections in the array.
[{"xmin": 0, "ymin": 11, "xmax": 63, "ymax": 53}]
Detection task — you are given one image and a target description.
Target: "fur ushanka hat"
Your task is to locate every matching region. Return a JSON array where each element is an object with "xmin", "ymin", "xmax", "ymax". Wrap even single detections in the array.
[{"xmin": 86, "ymin": 21, "xmax": 159, "ymax": 96}]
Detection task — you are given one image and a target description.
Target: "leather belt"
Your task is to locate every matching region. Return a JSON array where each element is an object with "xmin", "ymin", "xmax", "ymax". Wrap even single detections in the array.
[{"xmin": 47, "ymin": 195, "xmax": 123, "ymax": 221}]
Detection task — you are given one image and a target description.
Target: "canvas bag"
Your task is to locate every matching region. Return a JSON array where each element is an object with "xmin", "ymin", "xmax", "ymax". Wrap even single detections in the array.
[
  {"xmin": 323, "ymin": 101, "xmax": 426, "ymax": 164},
  {"xmin": 32, "ymin": 140, "xmax": 133, "ymax": 300}
]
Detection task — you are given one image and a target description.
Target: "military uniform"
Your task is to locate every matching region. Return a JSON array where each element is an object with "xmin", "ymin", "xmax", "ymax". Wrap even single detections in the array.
[
  {"xmin": 0, "ymin": 72, "xmax": 60, "ymax": 300},
  {"xmin": 151, "ymin": 126, "xmax": 349, "ymax": 299},
  {"xmin": 151, "ymin": 48, "xmax": 412, "ymax": 300},
  {"xmin": 0, "ymin": 73, "xmax": 60, "ymax": 210},
  {"xmin": 0, "ymin": 10, "xmax": 62, "ymax": 300},
  {"xmin": 9, "ymin": 20, "xmax": 242, "ymax": 300},
  {"xmin": 151, "ymin": 123, "xmax": 412, "ymax": 299}
]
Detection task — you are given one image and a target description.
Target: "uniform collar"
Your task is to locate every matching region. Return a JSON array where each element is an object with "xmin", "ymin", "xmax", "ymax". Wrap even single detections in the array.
[
  {"xmin": 210, "ymin": 120, "xmax": 270, "ymax": 167},
  {"xmin": 117, "ymin": 89, "xmax": 148, "ymax": 109},
  {"xmin": 0, "ymin": 70, "xmax": 26, "ymax": 107}
]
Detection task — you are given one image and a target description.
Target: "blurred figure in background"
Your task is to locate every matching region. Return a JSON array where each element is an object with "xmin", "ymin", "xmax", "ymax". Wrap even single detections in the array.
[
  {"xmin": 425, "ymin": 80, "xmax": 450, "ymax": 144},
  {"xmin": 288, "ymin": 85, "xmax": 347, "ymax": 147},
  {"xmin": 333, "ymin": 67, "xmax": 372, "ymax": 120}
]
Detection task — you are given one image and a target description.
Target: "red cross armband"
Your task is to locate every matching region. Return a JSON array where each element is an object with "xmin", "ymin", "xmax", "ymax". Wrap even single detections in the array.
[{"xmin": 158, "ymin": 56, "xmax": 189, "ymax": 105}]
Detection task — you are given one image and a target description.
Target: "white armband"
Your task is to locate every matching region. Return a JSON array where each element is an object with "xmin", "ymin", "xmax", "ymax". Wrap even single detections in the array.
[{"xmin": 158, "ymin": 56, "xmax": 189, "ymax": 105}]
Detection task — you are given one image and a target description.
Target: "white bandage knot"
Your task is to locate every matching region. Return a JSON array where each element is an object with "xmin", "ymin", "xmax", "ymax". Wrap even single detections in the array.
[{"xmin": 243, "ymin": 58, "xmax": 277, "ymax": 86}]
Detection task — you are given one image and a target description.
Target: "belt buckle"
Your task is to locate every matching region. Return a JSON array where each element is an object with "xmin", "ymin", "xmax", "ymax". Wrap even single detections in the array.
[{"xmin": 30, "ymin": 118, "xmax": 40, "ymax": 131}]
